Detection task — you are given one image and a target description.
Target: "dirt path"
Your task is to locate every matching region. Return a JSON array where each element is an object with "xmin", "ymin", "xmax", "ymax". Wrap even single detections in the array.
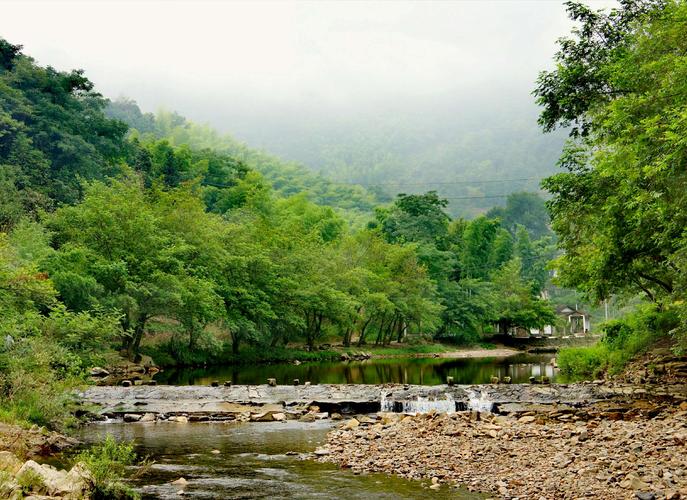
[
  {"xmin": 436, "ymin": 347, "xmax": 519, "ymax": 359},
  {"xmin": 367, "ymin": 346, "xmax": 520, "ymax": 359}
]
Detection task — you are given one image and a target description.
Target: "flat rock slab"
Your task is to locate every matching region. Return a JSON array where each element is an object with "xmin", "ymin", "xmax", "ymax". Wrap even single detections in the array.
[{"xmin": 77, "ymin": 383, "xmax": 687, "ymax": 417}]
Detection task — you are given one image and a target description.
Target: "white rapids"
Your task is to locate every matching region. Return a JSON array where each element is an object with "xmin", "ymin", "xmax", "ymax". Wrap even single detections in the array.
[
  {"xmin": 466, "ymin": 389, "xmax": 494, "ymax": 412},
  {"xmin": 380, "ymin": 391, "xmax": 456, "ymax": 414}
]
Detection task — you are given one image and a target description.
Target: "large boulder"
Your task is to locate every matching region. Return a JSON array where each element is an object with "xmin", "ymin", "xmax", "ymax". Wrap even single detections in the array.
[
  {"xmin": 14, "ymin": 459, "xmax": 93, "ymax": 498},
  {"xmin": 250, "ymin": 411, "xmax": 285, "ymax": 422},
  {"xmin": 16, "ymin": 460, "xmax": 61, "ymax": 495},
  {"xmin": 56, "ymin": 462, "xmax": 93, "ymax": 498},
  {"xmin": 139, "ymin": 355, "xmax": 156, "ymax": 369}
]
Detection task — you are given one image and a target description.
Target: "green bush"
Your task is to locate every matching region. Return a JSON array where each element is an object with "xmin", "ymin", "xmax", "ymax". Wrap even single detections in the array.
[
  {"xmin": 73, "ymin": 434, "xmax": 139, "ymax": 500},
  {"xmin": 557, "ymin": 305, "xmax": 675, "ymax": 380},
  {"xmin": 0, "ymin": 336, "xmax": 84, "ymax": 429},
  {"xmin": 557, "ymin": 345, "xmax": 608, "ymax": 380},
  {"xmin": 17, "ymin": 467, "xmax": 46, "ymax": 495}
]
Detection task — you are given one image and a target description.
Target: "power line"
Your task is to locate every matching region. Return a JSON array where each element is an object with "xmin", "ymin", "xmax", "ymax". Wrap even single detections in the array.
[
  {"xmin": 442, "ymin": 194, "xmax": 512, "ymax": 200},
  {"xmin": 328, "ymin": 177, "xmax": 541, "ymax": 187}
]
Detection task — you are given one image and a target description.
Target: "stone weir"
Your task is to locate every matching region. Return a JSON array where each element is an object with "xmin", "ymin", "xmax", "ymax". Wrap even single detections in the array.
[{"xmin": 77, "ymin": 382, "xmax": 686, "ymax": 423}]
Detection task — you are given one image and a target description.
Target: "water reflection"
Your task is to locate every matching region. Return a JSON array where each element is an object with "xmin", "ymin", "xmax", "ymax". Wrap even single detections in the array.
[{"xmin": 154, "ymin": 353, "xmax": 558, "ymax": 386}]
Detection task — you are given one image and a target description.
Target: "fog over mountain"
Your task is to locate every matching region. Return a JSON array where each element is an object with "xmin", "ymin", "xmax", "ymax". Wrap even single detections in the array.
[{"xmin": 2, "ymin": 0, "xmax": 618, "ymax": 214}]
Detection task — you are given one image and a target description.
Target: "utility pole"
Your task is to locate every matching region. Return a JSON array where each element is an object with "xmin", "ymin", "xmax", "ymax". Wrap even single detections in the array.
[{"xmin": 604, "ymin": 299, "xmax": 609, "ymax": 321}]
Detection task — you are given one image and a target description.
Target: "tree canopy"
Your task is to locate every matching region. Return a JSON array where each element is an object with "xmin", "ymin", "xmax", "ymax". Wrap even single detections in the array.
[{"xmin": 535, "ymin": 0, "xmax": 687, "ymax": 343}]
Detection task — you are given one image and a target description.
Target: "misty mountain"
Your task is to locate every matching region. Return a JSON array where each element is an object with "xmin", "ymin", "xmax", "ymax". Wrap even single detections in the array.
[{"xmin": 212, "ymin": 92, "xmax": 567, "ymax": 218}]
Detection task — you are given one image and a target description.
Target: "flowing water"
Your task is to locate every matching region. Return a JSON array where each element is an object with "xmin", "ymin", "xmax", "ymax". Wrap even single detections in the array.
[
  {"xmin": 154, "ymin": 353, "xmax": 557, "ymax": 386},
  {"xmin": 466, "ymin": 390, "xmax": 495, "ymax": 413},
  {"xmin": 76, "ymin": 421, "xmax": 484, "ymax": 499},
  {"xmin": 81, "ymin": 353, "xmax": 551, "ymax": 496},
  {"xmin": 380, "ymin": 391, "xmax": 458, "ymax": 413}
]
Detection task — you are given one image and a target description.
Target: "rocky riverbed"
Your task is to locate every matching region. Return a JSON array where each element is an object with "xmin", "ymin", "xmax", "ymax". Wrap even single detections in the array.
[{"xmin": 316, "ymin": 405, "xmax": 687, "ymax": 499}]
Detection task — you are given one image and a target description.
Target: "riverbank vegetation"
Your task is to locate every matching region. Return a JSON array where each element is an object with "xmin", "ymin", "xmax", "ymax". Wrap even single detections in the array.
[
  {"xmin": 0, "ymin": 32, "xmax": 560, "ymax": 414},
  {"xmin": 558, "ymin": 305, "xmax": 677, "ymax": 379},
  {"xmin": 72, "ymin": 435, "xmax": 140, "ymax": 499},
  {"xmin": 537, "ymin": 0, "xmax": 687, "ymax": 376}
]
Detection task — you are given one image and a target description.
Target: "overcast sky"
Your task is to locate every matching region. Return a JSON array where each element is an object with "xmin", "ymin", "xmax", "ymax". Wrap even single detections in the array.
[{"xmin": 1, "ymin": 0, "xmax": 618, "ymax": 151}]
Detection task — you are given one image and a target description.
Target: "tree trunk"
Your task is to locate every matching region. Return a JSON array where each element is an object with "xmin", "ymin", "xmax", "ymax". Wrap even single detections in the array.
[
  {"xmin": 374, "ymin": 315, "xmax": 387, "ymax": 345},
  {"xmin": 343, "ymin": 328, "xmax": 352, "ymax": 347},
  {"xmin": 232, "ymin": 334, "xmax": 240, "ymax": 355},
  {"xmin": 127, "ymin": 315, "xmax": 148, "ymax": 360},
  {"xmin": 188, "ymin": 325, "xmax": 197, "ymax": 350},
  {"xmin": 384, "ymin": 316, "xmax": 398, "ymax": 345},
  {"xmin": 396, "ymin": 319, "xmax": 406, "ymax": 342},
  {"xmin": 308, "ymin": 312, "xmax": 323, "ymax": 349},
  {"xmin": 357, "ymin": 317, "xmax": 374, "ymax": 346}
]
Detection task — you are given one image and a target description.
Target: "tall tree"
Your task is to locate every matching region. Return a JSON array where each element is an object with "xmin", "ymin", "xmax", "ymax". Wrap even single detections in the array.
[{"xmin": 535, "ymin": 0, "xmax": 685, "ymax": 309}]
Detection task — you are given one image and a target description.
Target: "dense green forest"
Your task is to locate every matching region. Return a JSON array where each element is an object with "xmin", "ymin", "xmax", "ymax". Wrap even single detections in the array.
[
  {"xmin": 0, "ymin": 37, "xmax": 560, "ymax": 425},
  {"xmin": 105, "ymin": 99, "xmax": 383, "ymax": 225}
]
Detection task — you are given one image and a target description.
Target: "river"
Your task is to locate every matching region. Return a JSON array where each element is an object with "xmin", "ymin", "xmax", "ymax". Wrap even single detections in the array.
[
  {"xmin": 77, "ymin": 421, "xmax": 484, "ymax": 499},
  {"xmin": 79, "ymin": 353, "xmax": 556, "ymax": 497},
  {"xmin": 153, "ymin": 353, "xmax": 558, "ymax": 386}
]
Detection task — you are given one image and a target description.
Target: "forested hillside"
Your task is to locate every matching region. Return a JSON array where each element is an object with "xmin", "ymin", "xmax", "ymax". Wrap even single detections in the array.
[
  {"xmin": 106, "ymin": 99, "xmax": 383, "ymax": 224},
  {"xmin": 0, "ymin": 38, "xmax": 558, "ymax": 427}
]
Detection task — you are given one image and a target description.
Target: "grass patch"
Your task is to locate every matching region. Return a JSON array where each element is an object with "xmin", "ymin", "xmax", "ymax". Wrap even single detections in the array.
[
  {"xmin": 352, "ymin": 344, "xmax": 450, "ymax": 356},
  {"xmin": 223, "ymin": 346, "xmax": 341, "ymax": 364},
  {"xmin": 17, "ymin": 467, "xmax": 46, "ymax": 495},
  {"xmin": 0, "ymin": 336, "xmax": 86, "ymax": 430}
]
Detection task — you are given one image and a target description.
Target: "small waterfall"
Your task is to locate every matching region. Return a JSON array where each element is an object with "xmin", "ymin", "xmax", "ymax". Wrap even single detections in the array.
[
  {"xmin": 404, "ymin": 394, "xmax": 455, "ymax": 414},
  {"xmin": 466, "ymin": 389, "xmax": 494, "ymax": 413},
  {"xmin": 380, "ymin": 392, "xmax": 395, "ymax": 412},
  {"xmin": 380, "ymin": 391, "xmax": 456, "ymax": 414}
]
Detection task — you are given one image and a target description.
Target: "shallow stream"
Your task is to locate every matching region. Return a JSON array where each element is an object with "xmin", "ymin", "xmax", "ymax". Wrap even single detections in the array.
[{"xmin": 77, "ymin": 421, "xmax": 483, "ymax": 499}]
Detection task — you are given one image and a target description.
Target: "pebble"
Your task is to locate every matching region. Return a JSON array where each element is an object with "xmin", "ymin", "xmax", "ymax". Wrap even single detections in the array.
[{"xmin": 316, "ymin": 408, "xmax": 687, "ymax": 498}]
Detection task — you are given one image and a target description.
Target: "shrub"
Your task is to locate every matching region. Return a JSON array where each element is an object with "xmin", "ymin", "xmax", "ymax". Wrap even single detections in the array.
[
  {"xmin": 73, "ymin": 434, "xmax": 139, "ymax": 500},
  {"xmin": 17, "ymin": 467, "xmax": 46, "ymax": 495},
  {"xmin": 557, "ymin": 345, "xmax": 608, "ymax": 380},
  {"xmin": 0, "ymin": 336, "xmax": 84, "ymax": 429},
  {"xmin": 557, "ymin": 304, "xmax": 675, "ymax": 380}
]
